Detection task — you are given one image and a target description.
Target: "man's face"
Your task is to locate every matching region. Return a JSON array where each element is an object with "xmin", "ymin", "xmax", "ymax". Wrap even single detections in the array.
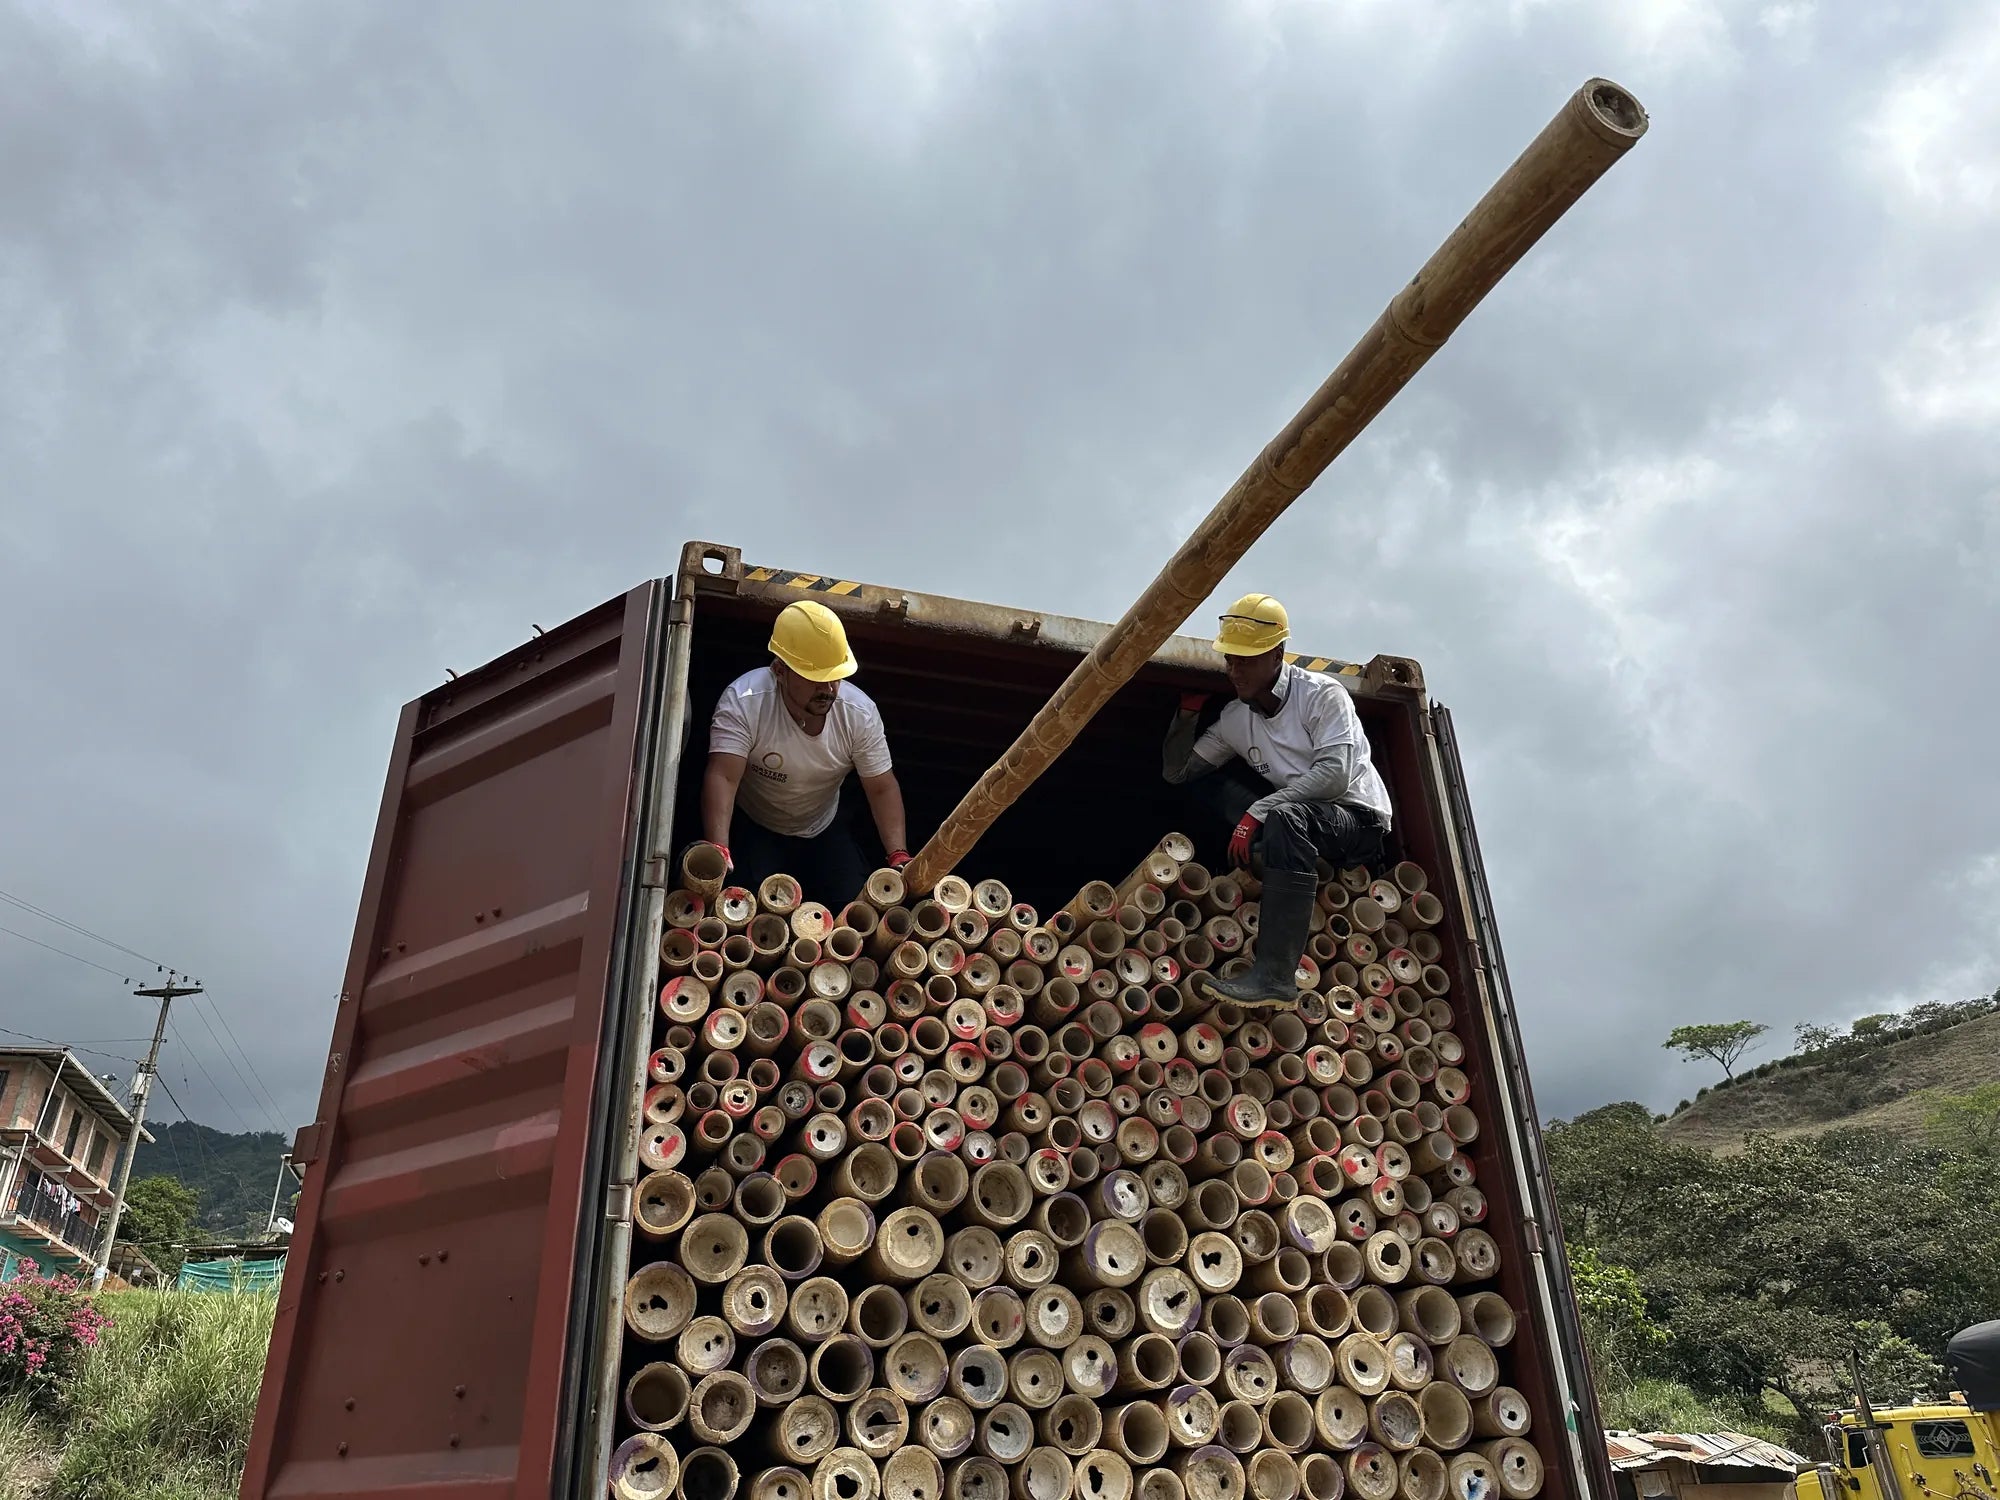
[
  {"xmin": 1224, "ymin": 646, "xmax": 1283, "ymax": 701},
  {"xmin": 776, "ymin": 660, "xmax": 839, "ymax": 717}
]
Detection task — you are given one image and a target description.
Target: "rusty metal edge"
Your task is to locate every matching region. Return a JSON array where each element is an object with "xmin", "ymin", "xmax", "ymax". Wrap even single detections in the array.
[
  {"xmin": 1428, "ymin": 700, "xmax": 1616, "ymax": 1500},
  {"xmin": 675, "ymin": 540, "xmax": 1424, "ymax": 698},
  {"xmin": 531, "ymin": 584, "xmax": 663, "ymax": 1495},
  {"xmin": 572, "ymin": 586, "xmax": 691, "ymax": 1499}
]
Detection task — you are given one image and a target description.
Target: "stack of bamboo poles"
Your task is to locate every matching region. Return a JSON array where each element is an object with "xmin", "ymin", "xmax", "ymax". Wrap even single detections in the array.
[{"xmin": 610, "ymin": 837, "xmax": 1543, "ymax": 1500}]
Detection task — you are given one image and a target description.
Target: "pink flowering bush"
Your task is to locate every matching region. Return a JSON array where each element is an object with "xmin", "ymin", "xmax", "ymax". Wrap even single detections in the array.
[{"xmin": 0, "ymin": 1258, "xmax": 110, "ymax": 1413}]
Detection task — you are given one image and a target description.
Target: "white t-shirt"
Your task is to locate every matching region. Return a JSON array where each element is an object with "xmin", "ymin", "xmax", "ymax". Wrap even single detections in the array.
[
  {"xmin": 709, "ymin": 668, "xmax": 894, "ymax": 837},
  {"xmin": 1192, "ymin": 663, "xmax": 1393, "ymax": 823}
]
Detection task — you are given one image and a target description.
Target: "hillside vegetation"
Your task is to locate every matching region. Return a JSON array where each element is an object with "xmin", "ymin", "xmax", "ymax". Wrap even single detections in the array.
[
  {"xmin": 1663, "ymin": 999, "xmax": 2000, "ymax": 1152},
  {"xmin": 1551, "ymin": 987, "xmax": 2000, "ymax": 1444},
  {"xmin": 130, "ymin": 1123, "xmax": 291, "ymax": 1240},
  {"xmin": 1549, "ymin": 1090, "xmax": 2000, "ymax": 1446}
]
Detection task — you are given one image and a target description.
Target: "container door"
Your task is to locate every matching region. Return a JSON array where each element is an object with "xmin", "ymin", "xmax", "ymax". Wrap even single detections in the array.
[{"xmin": 241, "ymin": 584, "xmax": 665, "ymax": 1500}]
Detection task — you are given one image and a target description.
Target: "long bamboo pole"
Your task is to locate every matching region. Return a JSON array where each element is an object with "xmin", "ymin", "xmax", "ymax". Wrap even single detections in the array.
[{"xmin": 902, "ymin": 78, "xmax": 1645, "ymax": 894}]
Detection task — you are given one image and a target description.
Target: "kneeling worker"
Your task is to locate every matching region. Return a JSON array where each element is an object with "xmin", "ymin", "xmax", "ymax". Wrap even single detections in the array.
[
  {"xmin": 1163, "ymin": 593, "xmax": 1392, "ymax": 1008},
  {"xmin": 700, "ymin": 599, "xmax": 911, "ymax": 905}
]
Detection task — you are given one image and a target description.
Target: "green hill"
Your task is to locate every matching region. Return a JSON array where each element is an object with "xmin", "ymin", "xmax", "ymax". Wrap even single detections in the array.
[
  {"xmin": 130, "ymin": 1122, "xmax": 292, "ymax": 1240},
  {"xmin": 1662, "ymin": 1006, "xmax": 2000, "ymax": 1153}
]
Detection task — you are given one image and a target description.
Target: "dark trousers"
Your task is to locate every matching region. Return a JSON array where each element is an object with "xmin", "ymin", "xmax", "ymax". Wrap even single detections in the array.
[
  {"xmin": 1185, "ymin": 762, "xmax": 1389, "ymax": 877},
  {"xmin": 726, "ymin": 777, "xmax": 875, "ymax": 910}
]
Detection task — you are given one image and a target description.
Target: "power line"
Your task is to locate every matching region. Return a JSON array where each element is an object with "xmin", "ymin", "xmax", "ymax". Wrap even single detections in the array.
[
  {"xmin": 0, "ymin": 885, "xmax": 291, "ymax": 1138},
  {"xmin": 192, "ymin": 995, "xmax": 289, "ymax": 1131},
  {"xmin": 166, "ymin": 1019, "xmax": 254, "ymax": 1134},
  {"xmin": 0, "ymin": 922, "xmax": 136, "ymax": 983},
  {"xmin": 153, "ymin": 1078, "xmax": 215, "ymax": 1177},
  {"xmin": 0, "ymin": 1023, "xmax": 143, "ymax": 1070},
  {"xmin": 0, "ymin": 887, "xmax": 168, "ymax": 970},
  {"xmin": 186, "ymin": 997, "xmax": 286, "ymax": 1134}
]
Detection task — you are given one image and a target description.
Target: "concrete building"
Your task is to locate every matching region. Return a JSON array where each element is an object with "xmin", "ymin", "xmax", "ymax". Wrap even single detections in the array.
[{"xmin": 0, "ymin": 1048, "xmax": 150, "ymax": 1279}]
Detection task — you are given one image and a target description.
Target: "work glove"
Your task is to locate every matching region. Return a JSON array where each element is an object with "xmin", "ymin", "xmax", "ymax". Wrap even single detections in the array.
[
  {"xmin": 1227, "ymin": 814, "xmax": 1261, "ymax": 870},
  {"xmin": 1178, "ymin": 691, "xmax": 1210, "ymax": 714},
  {"xmin": 887, "ymin": 849, "xmax": 912, "ymax": 870}
]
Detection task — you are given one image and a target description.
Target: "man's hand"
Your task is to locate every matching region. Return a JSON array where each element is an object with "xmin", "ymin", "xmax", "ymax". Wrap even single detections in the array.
[
  {"xmin": 1179, "ymin": 691, "xmax": 1210, "ymax": 714},
  {"xmin": 1227, "ymin": 814, "xmax": 1261, "ymax": 869},
  {"xmin": 887, "ymin": 849, "xmax": 912, "ymax": 871}
]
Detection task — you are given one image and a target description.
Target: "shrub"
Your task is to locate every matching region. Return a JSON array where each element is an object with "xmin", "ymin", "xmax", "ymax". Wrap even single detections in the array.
[
  {"xmin": 0, "ymin": 1260, "xmax": 109, "ymax": 1416},
  {"xmin": 1675, "ymin": 1099, "xmax": 1691, "ymax": 1114}
]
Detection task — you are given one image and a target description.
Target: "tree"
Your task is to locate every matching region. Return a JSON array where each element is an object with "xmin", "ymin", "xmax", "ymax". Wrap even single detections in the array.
[
  {"xmin": 1570, "ymin": 1244, "xmax": 1665, "ymax": 1392},
  {"xmin": 1925, "ymin": 1083, "xmax": 2000, "ymax": 1157},
  {"xmin": 131, "ymin": 1122, "xmax": 289, "ymax": 1237},
  {"xmin": 1793, "ymin": 1022, "xmax": 1839, "ymax": 1054},
  {"xmin": 117, "ymin": 1174, "xmax": 200, "ymax": 1275},
  {"xmin": 1663, "ymin": 1021, "xmax": 1768, "ymax": 1080},
  {"xmin": 1546, "ymin": 1102, "xmax": 1713, "ymax": 1261},
  {"xmin": 1852, "ymin": 1321, "xmax": 1946, "ymax": 1406},
  {"xmin": 1849, "ymin": 1013, "xmax": 1897, "ymax": 1040}
]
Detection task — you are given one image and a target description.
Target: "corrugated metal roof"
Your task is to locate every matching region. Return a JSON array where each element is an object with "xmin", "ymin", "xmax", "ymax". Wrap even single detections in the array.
[{"xmin": 1604, "ymin": 1432, "xmax": 1809, "ymax": 1473}]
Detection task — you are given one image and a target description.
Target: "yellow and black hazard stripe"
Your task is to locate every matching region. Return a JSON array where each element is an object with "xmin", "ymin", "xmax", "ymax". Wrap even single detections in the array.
[
  {"xmin": 743, "ymin": 567, "xmax": 864, "ymax": 597},
  {"xmin": 1287, "ymin": 653, "xmax": 1362, "ymax": 676},
  {"xmin": 742, "ymin": 566, "xmax": 1357, "ymax": 670}
]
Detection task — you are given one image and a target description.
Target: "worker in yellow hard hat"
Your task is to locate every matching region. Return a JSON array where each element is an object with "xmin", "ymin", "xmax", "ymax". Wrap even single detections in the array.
[
  {"xmin": 698, "ymin": 599, "xmax": 911, "ymax": 905},
  {"xmin": 1163, "ymin": 592, "xmax": 1394, "ymax": 1008}
]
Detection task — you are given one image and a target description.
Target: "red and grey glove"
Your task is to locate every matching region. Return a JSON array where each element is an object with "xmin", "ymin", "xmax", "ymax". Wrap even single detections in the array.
[
  {"xmin": 887, "ymin": 849, "xmax": 912, "ymax": 870},
  {"xmin": 1179, "ymin": 691, "xmax": 1210, "ymax": 713},
  {"xmin": 1227, "ymin": 814, "xmax": 1261, "ymax": 870}
]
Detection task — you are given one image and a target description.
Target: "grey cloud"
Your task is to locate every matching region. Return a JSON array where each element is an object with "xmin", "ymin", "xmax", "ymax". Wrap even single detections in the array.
[{"xmin": 3, "ymin": 0, "xmax": 1995, "ymax": 1129}]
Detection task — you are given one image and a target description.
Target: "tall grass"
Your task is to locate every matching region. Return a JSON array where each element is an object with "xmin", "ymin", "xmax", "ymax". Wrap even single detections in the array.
[
  {"xmin": 48, "ymin": 1289, "xmax": 275, "ymax": 1500},
  {"xmin": 0, "ymin": 1401, "xmax": 55, "ymax": 1500}
]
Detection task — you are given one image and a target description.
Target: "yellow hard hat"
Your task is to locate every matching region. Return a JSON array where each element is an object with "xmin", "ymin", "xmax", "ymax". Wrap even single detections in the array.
[
  {"xmin": 769, "ymin": 599, "xmax": 858, "ymax": 682},
  {"xmin": 1214, "ymin": 593, "xmax": 1289, "ymax": 656}
]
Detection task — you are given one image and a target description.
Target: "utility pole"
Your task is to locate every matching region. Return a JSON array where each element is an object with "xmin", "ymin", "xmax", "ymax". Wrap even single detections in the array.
[
  {"xmin": 263, "ymin": 1153, "xmax": 297, "ymax": 1237},
  {"xmin": 93, "ymin": 973, "xmax": 202, "ymax": 1290}
]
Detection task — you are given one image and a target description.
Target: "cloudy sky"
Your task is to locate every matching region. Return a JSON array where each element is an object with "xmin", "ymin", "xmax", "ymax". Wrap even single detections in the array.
[{"xmin": 3, "ymin": 0, "xmax": 1996, "ymax": 1137}]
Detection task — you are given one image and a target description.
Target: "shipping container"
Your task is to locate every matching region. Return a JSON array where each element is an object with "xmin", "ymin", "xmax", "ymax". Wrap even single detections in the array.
[{"xmin": 241, "ymin": 540, "xmax": 1611, "ymax": 1500}]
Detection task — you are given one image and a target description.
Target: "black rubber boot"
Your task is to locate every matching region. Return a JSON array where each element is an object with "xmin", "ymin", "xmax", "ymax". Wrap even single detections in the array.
[{"xmin": 1200, "ymin": 869, "xmax": 1317, "ymax": 1010}]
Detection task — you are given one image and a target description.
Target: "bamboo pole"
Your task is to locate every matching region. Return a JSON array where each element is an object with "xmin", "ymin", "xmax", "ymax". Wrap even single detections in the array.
[
  {"xmin": 624, "ymin": 849, "xmax": 1566, "ymax": 1500},
  {"xmin": 901, "ymin": 79, "xmax": 1645, "ymax": 891}
]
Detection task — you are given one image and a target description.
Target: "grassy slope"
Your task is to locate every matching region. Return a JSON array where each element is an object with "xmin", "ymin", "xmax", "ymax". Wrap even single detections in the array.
[
  {"xmin": 2, "ymin": 1289, "xmax": 274, "ymax": 1500},
  {"xmin": 1662, "ymin": 1011, "xmax": 2000, "ymax": 1152}
]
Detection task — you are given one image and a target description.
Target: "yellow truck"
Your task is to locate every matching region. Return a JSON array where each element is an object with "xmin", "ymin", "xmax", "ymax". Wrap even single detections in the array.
[{"xmin": 1796, "ymin": 1323, "xmax": 1999, "ymax": 1500}]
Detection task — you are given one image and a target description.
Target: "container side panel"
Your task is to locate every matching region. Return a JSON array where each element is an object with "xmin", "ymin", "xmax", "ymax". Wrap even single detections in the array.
[
  {"xmin": 242, "ymin": 588, "xmax": 658, "ymax": 1500},
  {"xmin": 1379, "ymin": 698, "xmax": 1609, "ymax": 1500}
]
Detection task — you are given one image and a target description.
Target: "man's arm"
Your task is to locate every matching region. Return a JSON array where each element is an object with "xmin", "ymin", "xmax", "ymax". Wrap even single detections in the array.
[
  {"xmin": 859, "ymin": 769, "xmax": 909, "ymax": 861},
  {"xmin": 1163, "ymin": 695, "xmax": 1228, "ymax": 785},
  {"xmin": 701, "ymin": 752, "xmax": 747, "ymax": 848},
  {"xmin": 1247, "ymin": 745, "xmax": 1359, "ymax": 820}
]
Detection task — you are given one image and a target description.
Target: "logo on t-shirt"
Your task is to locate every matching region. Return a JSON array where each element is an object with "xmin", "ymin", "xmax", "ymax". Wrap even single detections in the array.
[
  {"xmin": 1247, "ymin": 746, "xmax": 1267, "ymax": 771},
  {"xmin": 753, "ymin": 750, "xmax": 789, "ymax": 783}
]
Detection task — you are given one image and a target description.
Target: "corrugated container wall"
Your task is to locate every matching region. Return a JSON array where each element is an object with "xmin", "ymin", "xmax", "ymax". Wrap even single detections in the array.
[{"xmin": 241, "ymin": 542, "xmax": 1611, "ymax": 1500}]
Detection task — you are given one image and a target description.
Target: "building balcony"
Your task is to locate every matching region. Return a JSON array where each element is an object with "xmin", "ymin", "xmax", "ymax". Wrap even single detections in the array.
[{"xmin": 2, "ymin": 1176, "xmax": 101, "ymax": 1263}]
